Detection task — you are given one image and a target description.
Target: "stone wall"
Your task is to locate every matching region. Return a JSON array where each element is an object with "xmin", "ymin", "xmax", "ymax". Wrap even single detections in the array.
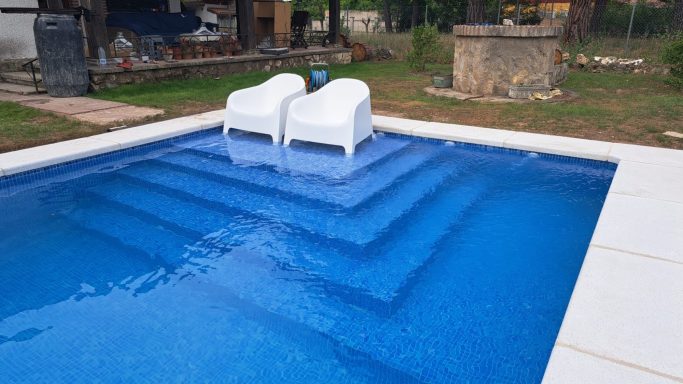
[
  {"xmin": 452, "ymin": 25, "xmax": 563, "ymax": 96},
  {"xmin": 89, "ymin": 48, "xmax": 352, "ymax": 90},
  {"xmin": 0, "ymin": 0, "xmax": 39, "ymax": 60}
]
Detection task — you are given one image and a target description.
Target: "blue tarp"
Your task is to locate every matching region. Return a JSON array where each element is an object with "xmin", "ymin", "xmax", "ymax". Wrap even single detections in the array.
[{"xmin": 106, "ymin": 12, "xmax": 201, "ymax": 37}]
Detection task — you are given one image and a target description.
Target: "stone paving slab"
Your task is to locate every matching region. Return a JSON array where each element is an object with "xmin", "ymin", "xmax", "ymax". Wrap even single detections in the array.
[
  {"xmin": 73, "ymin": 105, "xmax": 164, "ymax": 125},
  {"xmin": 17, "ymin": 96, "xmax": 128, "ymax": 115},
  {"xmin": 0, "ymin": 91, "xmax": 163, "ymax": 125}
]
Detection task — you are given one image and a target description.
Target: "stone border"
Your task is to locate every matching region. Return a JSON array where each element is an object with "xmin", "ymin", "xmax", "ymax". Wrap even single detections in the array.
[
  {"xmin": 453, "ymin": 25, "xmax": 564, "ymax": 38},
  {"xmin": 0, "ymin": 111, "xmax": 681, "ymax": 383}
]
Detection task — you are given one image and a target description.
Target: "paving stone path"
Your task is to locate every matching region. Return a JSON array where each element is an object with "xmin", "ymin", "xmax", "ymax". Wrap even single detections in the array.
[{"xmin": 0, "ymin": 91, "xmax": 164, "ymax": 126}]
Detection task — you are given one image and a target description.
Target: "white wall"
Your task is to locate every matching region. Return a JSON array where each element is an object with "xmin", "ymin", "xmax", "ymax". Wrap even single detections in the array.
[
  {"xmin": 0, "ymin": 0, "xmax": 39, "ymax": 60},
  {"xmin": 168, "ymin": 0, "xmax": 182, "ymax": 13},
  {"xmin": 194, "ymin": 4, "xmax": 222, "ymax": 24}
]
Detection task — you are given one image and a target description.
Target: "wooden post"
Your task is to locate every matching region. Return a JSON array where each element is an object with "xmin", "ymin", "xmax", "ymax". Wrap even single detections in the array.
[
  {"xmin": 82, "ymin": 0, "xmax": 109, "ymax": 58},
  {"xmin": 46, "ymin": 0, "xmax": 64, "ymax": 9},
  {"xmin": 328, "ymin": 0, "xmax": 339, "ymax": 44},
  {"xmin": 237, "ymin": 0, "xmax": 255, "ymax": 50}
]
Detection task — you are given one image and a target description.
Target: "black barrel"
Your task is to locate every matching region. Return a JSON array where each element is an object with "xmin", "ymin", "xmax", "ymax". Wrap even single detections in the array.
[{"xmin": 33, "ymin": 14, "xmax": 89, "ymax": 97}]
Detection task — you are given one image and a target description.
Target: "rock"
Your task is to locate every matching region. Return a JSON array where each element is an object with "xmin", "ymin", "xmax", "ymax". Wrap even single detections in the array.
[
  {"xmin": 503, "ymin": 19, "xmax": 514, "ymax": 26},
  {"xmin": 263, "ymin": 65, "xmax": 271, "ymax": 72},
  {"xmin": 600, "ymin": 56, "xmax": 617, "ymax": 65},
  {"xmin": 561, "ymin": 51, "xmax": 570, "ymax": 62},
  {"xmin": 576, "ymin": 54, "xmax": 589, "ymax": 66}
]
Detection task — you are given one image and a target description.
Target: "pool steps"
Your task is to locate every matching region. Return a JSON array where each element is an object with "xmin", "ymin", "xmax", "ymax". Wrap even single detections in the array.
[
  {"xmin": 156, "ymin": 145, "xmax": 440, "ymax": 209},
  {"xmin": 115, "ymin": 158, "xmax": 459, "ymax": 247}
]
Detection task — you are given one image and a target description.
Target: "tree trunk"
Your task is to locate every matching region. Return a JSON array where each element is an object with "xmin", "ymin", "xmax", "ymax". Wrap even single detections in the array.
[
  {"xmin": 383, "ymin": 0, "xmax": 393, "ymax": 32},
  {"xmin": 589, "ymin": 0, "xmax": 608, "ymax": 34},
  {"xmin": 564, "ymin": 0, "xmax": 591, "ymax": 43},
  {"xmin": 674, "ymin": 0, "xmax": 683, "ymax": 32},
  {"xmin": 466, "ymin": 0, "xmax": 486, "ymax": 24},
  {"xmin": 411, "ymin": 1, "xmax": 420, "ymax": 28}
]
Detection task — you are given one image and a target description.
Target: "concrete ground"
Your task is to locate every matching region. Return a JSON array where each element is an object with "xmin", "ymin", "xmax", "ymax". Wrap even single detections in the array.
[{"xmin": 0, "ymin": 91, "xmax": 163, "ymax": 126}]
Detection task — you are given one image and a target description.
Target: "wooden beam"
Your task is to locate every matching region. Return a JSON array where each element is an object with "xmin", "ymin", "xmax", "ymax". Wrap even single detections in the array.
[
  {"xmin": 237, "ymin": 0, "xmax": 255, "ymax": 50},
  {"xmin": 83, "ymin": 0, "xmax": 109, "ymax": 58},
  {"xmin": 328, "ymin": 0, "xmax": 339, "ymax": 44}
]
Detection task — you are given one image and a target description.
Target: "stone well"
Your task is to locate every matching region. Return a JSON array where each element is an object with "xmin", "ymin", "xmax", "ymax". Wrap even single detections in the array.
[{"xmin": 452, "ymin": 25, "xmax": 563, "ymax": 96}]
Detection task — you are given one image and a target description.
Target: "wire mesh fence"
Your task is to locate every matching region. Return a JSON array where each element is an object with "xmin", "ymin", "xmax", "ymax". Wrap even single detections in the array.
[{"xmin": 331, "ymin": 0, "xmax": 681, "ymax": 60}]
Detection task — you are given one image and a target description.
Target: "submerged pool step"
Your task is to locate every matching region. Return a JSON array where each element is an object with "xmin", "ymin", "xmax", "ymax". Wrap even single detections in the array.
[
  {"xmin": 153, "ymin": 144, "xmax": 440, "ymax": 209},
  {"xmin": 64, "ymin": 204, "xmax": 195, "ymax": 267},
  {"xmin": 116, "ymin": 158, "xmax": 464, "ymax": 247},
  {"xmin": 177, "ymin": 238, "xmax": 462, "ymax": 383},
  {"xmin": 83, "ymin": 169, "xmax": 487, "ymax": 317},
  {"xmin": 175, "ymin": 132, "xmax": 411, "ymax": 180},
  {"xmin": 82, "ymin": 178, "xmax": 410, "ymax": 314}
]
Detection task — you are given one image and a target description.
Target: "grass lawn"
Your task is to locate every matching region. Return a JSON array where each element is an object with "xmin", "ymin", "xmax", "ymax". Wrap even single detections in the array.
[
  {"xmin": 0, "ymin": 101, "xmax": 105, "ymax": 153},
  {"xmin": 92, "ymin": 61, "xmax": 683, "ymax": 149},
  {"xmin": 1, "ymin": 60, "xmax": 681, "ymax": 153}
]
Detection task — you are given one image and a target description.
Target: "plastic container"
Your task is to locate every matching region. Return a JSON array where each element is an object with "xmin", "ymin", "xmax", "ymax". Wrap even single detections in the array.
[{"xmin": 33, "ymin": 14, "xmax": 89, "ymax": 97}]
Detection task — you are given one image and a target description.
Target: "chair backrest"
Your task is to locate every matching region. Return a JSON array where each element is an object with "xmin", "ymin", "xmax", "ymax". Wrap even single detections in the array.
[
  {"xmin": 318, "ymin": 78, "xmax": 370, "ymax": 109},
  {"xmin": 261, "ymin": 73, "xmax": 305, "ymax": 102}
]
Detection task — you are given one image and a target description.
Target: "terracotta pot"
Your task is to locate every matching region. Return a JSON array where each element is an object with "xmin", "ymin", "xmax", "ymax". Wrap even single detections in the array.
[
  {"xmin": 182, "ymin": 53, "xmax": 193, "ymax": 60},
  {"xmin": 172, "ymin": 47, "xmax": 182, "ymax": 60}
]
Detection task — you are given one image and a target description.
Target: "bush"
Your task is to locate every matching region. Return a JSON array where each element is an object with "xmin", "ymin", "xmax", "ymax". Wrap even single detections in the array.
[
  {"xmin": 662, "ymin": 38, "xmax": 683, "ymax": 88},
  {"xmin": 407, "ymin": 25, "xmax": 441, "ymax": 71}
]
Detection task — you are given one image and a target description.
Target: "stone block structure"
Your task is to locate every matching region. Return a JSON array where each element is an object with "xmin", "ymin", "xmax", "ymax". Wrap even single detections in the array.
[
  {"xmin": 452, "ymin": 25, "xmax": 563, "ymax": 96},
  {"xmin": 89, "ymin": 48, "xmax": 351, "ymax": 90}
]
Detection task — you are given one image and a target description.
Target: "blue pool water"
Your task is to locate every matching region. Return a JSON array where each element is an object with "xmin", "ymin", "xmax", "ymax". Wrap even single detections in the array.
[{"xmin": 0, "ymin": 129, "xmax": 614, "ymax": 383}]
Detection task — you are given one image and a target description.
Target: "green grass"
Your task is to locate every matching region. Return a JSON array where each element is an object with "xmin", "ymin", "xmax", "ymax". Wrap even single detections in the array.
[
  {"xmin": 3, "ymin": 60, "xmax": 681, "ymax": 152},
  {"xmin": 91, "ymin": 61, "xmax": 452, "ymax": 114},
  {"xmin": 0, "ymin": 101, "xmax": 101, "ymax": 153},
  {"xmin": 92, "ymin": 61, "xmax": 683, "ymax": 149}
]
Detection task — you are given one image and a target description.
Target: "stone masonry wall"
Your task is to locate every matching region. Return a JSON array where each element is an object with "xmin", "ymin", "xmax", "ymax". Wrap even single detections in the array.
[
  {"xmin": 452, "ymin": 26, "xmax": 562, "ymax": 96},
  {"xmin": 89, "ymin": 49, "xmax": 352, "ymax": 90}
]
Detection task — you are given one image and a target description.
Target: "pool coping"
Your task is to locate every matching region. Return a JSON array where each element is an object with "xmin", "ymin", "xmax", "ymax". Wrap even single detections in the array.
[{"xmin": 1, "ymin": 110, "xmax": 682, "ymax": 383}]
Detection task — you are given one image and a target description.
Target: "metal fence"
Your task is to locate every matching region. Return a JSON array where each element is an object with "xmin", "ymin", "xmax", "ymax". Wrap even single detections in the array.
[{"xmin": 338, "ymin": 1, "xmax": 680, "ymax": 59}]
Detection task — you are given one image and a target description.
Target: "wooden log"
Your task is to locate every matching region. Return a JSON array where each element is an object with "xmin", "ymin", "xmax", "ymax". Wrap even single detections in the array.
[
  {"xmin": 554, "ymin": 49, "xmax": 563, "ymax": 65},
  {"xmin": 351, "ymin": 42, "xmax": 374, "ymax": 62}
]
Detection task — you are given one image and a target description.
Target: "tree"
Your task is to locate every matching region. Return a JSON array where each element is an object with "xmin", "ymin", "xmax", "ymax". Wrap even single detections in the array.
[
  {"xmin": 382, "ymin": 0, "xmax": 393, "ymax": 32},
  {"xmin": 360, "ymin": 17, "xmax": 372, "ymax": 32},
  {"xmin": 674, "ymin": 0, "xmax": 683, "ymax": 32},
  {"xmin": 411, "ymin": 0, "xmax": 421, "ymax": 28},
  {"xmin": 466, "ymin": 0, "xmax": 485, "ymax": 24},
  {"xmin": 564, "ymin": 0, "xmax": 591, "ymax": 43},
  {"xmin": 589, "ymin": 0, "xmax": 608, "ymax": 34},
  {"xmin": 301, "ymin": 0, "xmax": 328, "ymax": 30}
]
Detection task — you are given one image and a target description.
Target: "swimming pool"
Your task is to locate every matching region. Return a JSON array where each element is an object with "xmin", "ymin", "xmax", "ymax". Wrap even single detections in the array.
[{"xmin": 0, "ymin": 128, "xmax": 614, "ymax": 383}]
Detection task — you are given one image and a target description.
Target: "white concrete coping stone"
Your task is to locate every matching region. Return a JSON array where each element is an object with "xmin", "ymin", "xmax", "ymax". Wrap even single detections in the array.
[
  {"xmin": 1, "ymin": 112, "xmax": 682, "ymax": 383},
  {"xmin": 550, "ymin": 246, "xmax": 683, "ymax": 382},
  {"xmin": 413, "ymin": 121, "xmax": 515, "ymax": 147},
  {"xmin": 590, "ymin": 192, "xmax": 683, "ymax": 264},
  {"xmin": 543, "ymin": 346, "xmax": 682, "ymax": 384},
  {"xmin": 371, "ymin": 115, "xmax": 428, "ymax": 134},
  {"xmin": 610, "ymin": 161, "xmax": 683, "ymax": 204},
  {"xmin": 0, "ymin": 109, "xmax": 225, "ymax": 177}
]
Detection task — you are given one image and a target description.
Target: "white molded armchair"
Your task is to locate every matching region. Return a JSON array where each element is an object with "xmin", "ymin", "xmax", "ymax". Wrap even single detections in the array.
[
  {"xmin": 284, "ymin": 78, "xmax": 373, "ymax": 155},
  {"xmin": 224, "ymin": 73, "xmax": 306, "ymax": 144}
]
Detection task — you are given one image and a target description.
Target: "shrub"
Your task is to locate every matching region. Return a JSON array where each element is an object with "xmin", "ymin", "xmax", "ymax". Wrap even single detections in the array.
[
  {"xmin": 662, "ymin": 38, "xmax": 683, "ymax": 88},
  {"xmin": 407, "ymin": 25, "xmax": 441, "ymax": 71}
]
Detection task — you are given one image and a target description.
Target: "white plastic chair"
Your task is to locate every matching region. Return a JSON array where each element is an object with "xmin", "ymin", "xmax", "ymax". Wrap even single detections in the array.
[
  {"xmin": 224, "ymin": 73, "xmax": 306, "ymax": 144},
  {"xmin": 284, "ymin": 78, "xmax": 373, "ymax": 155}
]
